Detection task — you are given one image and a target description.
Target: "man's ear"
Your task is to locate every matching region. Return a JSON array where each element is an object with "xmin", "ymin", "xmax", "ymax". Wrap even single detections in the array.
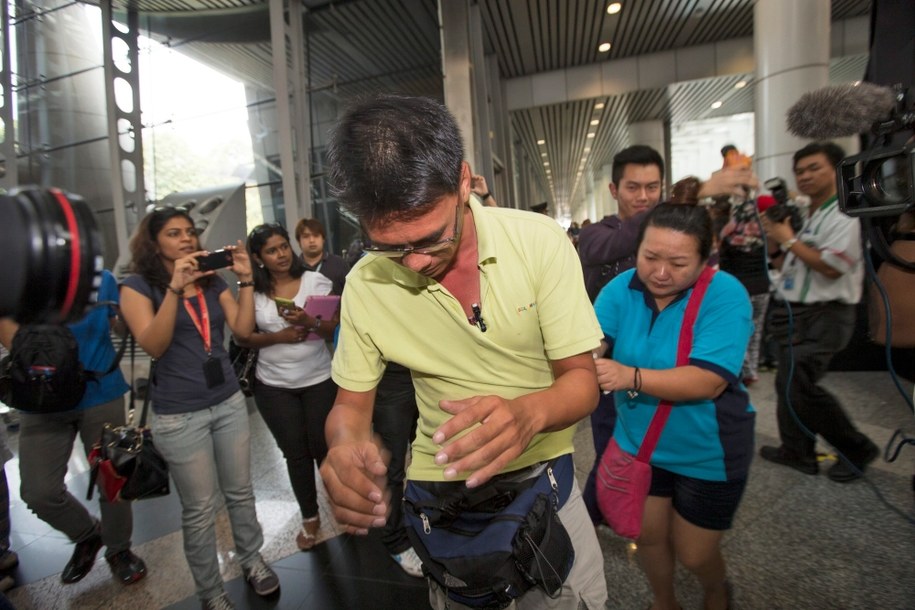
[
  {"xmin": 460, "ymin": 161, "xmax": 472, "ymax": 202},
  {"xmin": 609, "ymin": 182, "xmax": 619, "ymax": 200}
]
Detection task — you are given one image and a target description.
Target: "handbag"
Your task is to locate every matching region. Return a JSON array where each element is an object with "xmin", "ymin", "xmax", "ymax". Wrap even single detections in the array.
[
  {"xmin": 229, "ymin": 339, "xmax": 257, "ymax": 397},
  {"xmin": 87, "ymin": 338, "xmax": 170, "ymax": 503},
  {"xmin": 403, "ymin": 454, "xmax": 575, "ymax": 609},
  {"xmin": 596, "ymin": 266, "xmax": 715, "ymax": 539}
]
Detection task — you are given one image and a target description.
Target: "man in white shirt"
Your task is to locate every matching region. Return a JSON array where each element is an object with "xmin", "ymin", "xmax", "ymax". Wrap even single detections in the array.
[{"xmin": 759, "ymin": 142, "xmax": 878, "ymax": 483}]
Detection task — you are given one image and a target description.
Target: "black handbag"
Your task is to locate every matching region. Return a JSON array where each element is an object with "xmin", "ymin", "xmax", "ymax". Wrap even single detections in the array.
[
  {"xmin": 229, "ymin": 339, "xmax": 257, "ymax": 397},
  {"xmin": 87, "ymin": 338, "xmax": 170, "ymax": 502}
]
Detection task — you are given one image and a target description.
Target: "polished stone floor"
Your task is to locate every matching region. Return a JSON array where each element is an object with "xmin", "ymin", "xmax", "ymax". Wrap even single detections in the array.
[{"xmin": 2, "ymin": 368, "xmax": 913, "ymax": 610}]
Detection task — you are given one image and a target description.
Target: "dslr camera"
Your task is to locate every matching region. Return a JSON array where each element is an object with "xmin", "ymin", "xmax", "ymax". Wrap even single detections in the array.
[{"xmin": 763, "ymin": 177, "xmax": 804, "ymax": 234}]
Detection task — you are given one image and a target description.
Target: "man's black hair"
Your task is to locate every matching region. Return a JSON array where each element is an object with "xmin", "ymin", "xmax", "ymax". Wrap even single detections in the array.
[
  {"xmin": 720, "ymin": 144, "xmax": 737, "ymax": 157},
  {"xmin": 793, "ymin": 141, "xmax": 846, "ymax": 170},
  {"xmin": 611, "ymin": 145, "xmax": 665, "ymax": 186},
  {"xmin": 327, "ymin": 94, "xmax": 465, "ymax": 227}
]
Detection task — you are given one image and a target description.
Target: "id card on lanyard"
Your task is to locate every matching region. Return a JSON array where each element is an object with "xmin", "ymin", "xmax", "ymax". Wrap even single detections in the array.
[{"xmin": 184, "ymin": 285, "xmax": 226, "ymax": 389}]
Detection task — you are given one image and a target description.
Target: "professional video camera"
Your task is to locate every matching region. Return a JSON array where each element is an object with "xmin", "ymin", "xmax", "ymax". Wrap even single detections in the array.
[
  {"xmin": 762, "ymin": 176, "xmax": 804, "ymax": 234},
  {"xmin": 837, "ymin": 85, "xmax": 914, "ymax": 219},
  {"xmin": 0, "ymin": 187, "xmax": 102, "ymax": 324}
]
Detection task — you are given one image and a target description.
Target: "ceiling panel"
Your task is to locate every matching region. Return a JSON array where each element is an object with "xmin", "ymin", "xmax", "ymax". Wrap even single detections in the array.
[{"xmin": 82, "ymin": 0, "xmax": 873, "ymax": 210}]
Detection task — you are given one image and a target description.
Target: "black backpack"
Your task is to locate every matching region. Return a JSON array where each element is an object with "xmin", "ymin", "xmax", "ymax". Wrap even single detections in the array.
[{"xmin": 0, "ymin": 325, "xmax": 126, "ymax": 413}]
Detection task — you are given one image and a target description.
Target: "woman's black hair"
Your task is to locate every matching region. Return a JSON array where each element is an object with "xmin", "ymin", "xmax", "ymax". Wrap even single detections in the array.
[
  {"xmin": 635, "ymin": 203, "xmax": 713, "ymax": 260},
  {"xmin": 246, "ymin": 223, "xmax": 306, "ymax": 294},
  {"xmin": 129, "ymin": 207, "xmax": 213, "ymax": 291}
]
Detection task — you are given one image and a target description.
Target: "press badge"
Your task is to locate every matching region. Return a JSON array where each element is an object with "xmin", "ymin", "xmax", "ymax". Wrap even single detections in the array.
[
  {"xmin": 203, "ymin": 356, "xmax": 225, "ymax": 388},
  {"xmin": 782, "ymin": 269, "xmax": 796, "ymax": 291}
]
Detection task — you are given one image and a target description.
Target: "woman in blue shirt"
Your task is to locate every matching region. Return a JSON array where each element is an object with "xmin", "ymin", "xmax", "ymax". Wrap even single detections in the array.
[{"xmin": 593, "ymin": 203, "xmax": 755, "ymax": 610}]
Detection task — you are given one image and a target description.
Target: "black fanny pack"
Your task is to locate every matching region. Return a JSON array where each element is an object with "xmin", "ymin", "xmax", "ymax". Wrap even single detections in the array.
[{"xmin": 403, "ymin": 454, "xmax": 576, "ymax": 609}]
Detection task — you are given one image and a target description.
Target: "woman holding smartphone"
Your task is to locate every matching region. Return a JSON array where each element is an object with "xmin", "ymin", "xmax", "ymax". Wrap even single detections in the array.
[
  {"xmin": 119, "ymin": 207, "xmax": 279, "ymax": 610},
  {"xmin": 237, "ymin": 223, "xmax": 337, "ymax": 551}
]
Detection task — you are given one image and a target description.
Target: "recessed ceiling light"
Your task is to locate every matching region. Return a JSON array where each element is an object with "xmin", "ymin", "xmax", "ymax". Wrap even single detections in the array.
[
  {"xmin": 537, "ymin": 139, "xmax": 546, "ymax": 145},
  {"xmin": 598, "ymin": 42, "xmax": 612, "ymax": 53},
  {"xmin": 584, "ymin": 148, "xmax": 591, "ymax": 153},
  {"xmin": 541, "ymin": 152, "xmax": 547, "ymax": 157},
  {"xmin": 590, "ymin": 119, "xmax": 599, "ymax": 126},
  {"xmin": 595, "ymin": 102, "xmax": 605, "ymax": 110},
  {"xmin": 711, "ymin": 101, "xmax": 723, "ymax": 109},
  {"xmin": 544, "ymin": 162, "xmax": 550, "ymax": 166},
  {"xmin": 607, "ymin": 2, "xmax": 622, "ymax": 15},
  {"xmin": 587, "ymin": 133, "xmax": 596, "ymax": 138},
  {"xmin": 734, "ymin": 80, "xmax": 747, "ymax": 89}
]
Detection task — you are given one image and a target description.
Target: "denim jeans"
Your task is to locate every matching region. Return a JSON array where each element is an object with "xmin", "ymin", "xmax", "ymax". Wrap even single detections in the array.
[
  {"xmin": 152, "ymin": 391, "xmax": 264, "ymax": 601},
  {"xmin": 253, "ymin": 378, "xmax": 336, "ymax": 519},
  {"xmin": 18, "ymin": 397, "xmax": 133, "ymax": 555}
]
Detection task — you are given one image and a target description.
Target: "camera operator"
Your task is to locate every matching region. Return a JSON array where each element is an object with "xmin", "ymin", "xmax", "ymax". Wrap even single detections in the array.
[{"xmin": 759, "ymin": 142, "xmax": 879, "ymax": 483}]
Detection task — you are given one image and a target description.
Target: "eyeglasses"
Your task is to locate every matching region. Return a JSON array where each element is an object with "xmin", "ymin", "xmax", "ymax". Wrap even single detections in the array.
[{"xmin": 363, "ymin": 202, "xmax": 463, "ymax": 258}]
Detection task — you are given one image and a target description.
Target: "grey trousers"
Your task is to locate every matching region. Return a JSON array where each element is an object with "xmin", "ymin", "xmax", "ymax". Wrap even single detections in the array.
[{"xmin": 18, "ymin": 396, "xmax": 133, "ymax": 556}]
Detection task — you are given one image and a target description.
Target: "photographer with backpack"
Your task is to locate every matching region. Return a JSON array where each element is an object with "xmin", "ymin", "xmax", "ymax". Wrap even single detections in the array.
[{"xmin": 0, "ymin": 269, "xmax": 147, "ymax": 586}]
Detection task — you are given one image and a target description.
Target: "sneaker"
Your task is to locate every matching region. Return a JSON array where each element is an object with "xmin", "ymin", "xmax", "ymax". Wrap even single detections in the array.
[
  {"xmin": 759, "ymin": 445, "xmax": 818, "ymax": 475},
  {"xmin": 201, "ymin": 592, "xmax": 235, "ymax": 610},
  {"xmin": 827, "ymin": 440, "xmax": 880, "ymax": 483},
  {"xmin": 391, "ymin": 546, "xmax": 424, "ymax": 578},
  {"xmin": 106, "ymin": 549, "xmax": 147, "ymax": 584},
  {"xmin": 243, "ymin": 557, "xmax": 279, "ymax": 596},
  {"xmin": 61, "ymin": 525, "xmax": 103, "ymax": 584},
  {"xmin": 0, "ymin": 550, "xmax": 18, "ymax": 572}
]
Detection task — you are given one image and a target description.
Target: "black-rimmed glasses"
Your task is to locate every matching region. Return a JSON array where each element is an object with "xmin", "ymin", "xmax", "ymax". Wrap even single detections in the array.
[{"xmin": 363, "ymin": 202, "xmax": 463, "ymax": 258}]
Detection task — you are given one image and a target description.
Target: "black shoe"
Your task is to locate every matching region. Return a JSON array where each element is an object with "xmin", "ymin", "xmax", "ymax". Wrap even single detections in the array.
[
  {"xmin": 759, "ymin": 445, "xmax": 819, "ymax": 475},
  {"xmin": 827, "ymin": 440, "xmax": 880, "ymax": 483},
  {"xmin": 106, "ymin": 549, "xmax": 147, "ymax": 584},
  {"xmin": 61, "ymin": 528, "xmax": 103, "ymax": 584}
]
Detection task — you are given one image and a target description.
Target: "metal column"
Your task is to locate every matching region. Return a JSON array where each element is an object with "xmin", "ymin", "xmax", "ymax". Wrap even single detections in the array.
[
  {"xmin": 0, "ymin": 1, "xmax": 16, "ymax": 191},
  {"xmin": 101, "ymin": 1, "xmax": 145, "ymax": 258},
  {"xmin": 269, "ymin": 0, "xmax": 311, "ymax": 231}
]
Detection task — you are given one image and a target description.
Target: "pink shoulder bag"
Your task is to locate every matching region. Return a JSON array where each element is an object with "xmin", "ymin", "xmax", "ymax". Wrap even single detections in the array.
[{"xmin": 596, "ymin": 266, "xmax": 715, "ymax": 539}]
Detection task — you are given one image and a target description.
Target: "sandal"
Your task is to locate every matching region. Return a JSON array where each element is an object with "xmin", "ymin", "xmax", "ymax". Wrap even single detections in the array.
[{"xmin": 296, "ymin": 516, "xmax": 320, "ymax": 551}]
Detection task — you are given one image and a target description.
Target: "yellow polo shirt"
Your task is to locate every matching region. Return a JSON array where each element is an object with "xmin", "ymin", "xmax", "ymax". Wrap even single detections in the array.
[{"xmin": 332, "ymin": 198, "xmax": 602, "ymax": 480}]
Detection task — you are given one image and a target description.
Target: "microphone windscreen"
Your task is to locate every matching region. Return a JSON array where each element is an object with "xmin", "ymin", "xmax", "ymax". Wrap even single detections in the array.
[{"xmin": 786, "ymin": 83, "xmax": 897, "ymax": 139}]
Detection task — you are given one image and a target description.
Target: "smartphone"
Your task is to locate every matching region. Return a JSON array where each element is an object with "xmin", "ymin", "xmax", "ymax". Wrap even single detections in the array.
[
  {"xmin": 274, "ymin": 297, "xmax": 297, "ymax": 316},
  {"xmin": 197, "ymin": 249, "xmax": 233, "ymax": 271}
]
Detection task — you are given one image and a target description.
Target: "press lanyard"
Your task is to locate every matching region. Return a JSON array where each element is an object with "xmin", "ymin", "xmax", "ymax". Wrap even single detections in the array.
[{"xmin": 183, "ymin": 285, "xmax": 212, "ymax": 355}]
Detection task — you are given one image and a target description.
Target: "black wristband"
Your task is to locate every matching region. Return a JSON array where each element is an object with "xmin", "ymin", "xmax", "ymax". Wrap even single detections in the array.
[
  {"xmin": 237, "ymin": 281, "xmax": 254, "ymax": 288},
  {"xmin": 481, "ymin": 191, "xmax": 491, "ymax": 200},
  {"xmin": 167, "ymin": 285, "xmax": 185, "ymax": 297}
]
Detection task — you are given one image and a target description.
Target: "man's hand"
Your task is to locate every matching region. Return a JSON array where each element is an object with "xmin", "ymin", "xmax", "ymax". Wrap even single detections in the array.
[
  {"xmin": 760, "ymin": 213, "xmax": 795, "ymax": 246},
  {"xmin": 318, "ymin": 439, "xmax": 390, "ymax": 535},
  {"xmin": 432, "ymin": 395, "xmax": 539, "ymax": 489}
]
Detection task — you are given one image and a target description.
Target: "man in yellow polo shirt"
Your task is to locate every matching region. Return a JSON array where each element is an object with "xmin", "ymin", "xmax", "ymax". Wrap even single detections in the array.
[{"xmin": 319, "ymin": 94, "xmax": 608, "ymax": 609}]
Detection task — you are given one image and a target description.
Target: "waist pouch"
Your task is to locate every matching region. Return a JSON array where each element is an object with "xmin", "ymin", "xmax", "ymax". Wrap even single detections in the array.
[{"xmin": 403, "ymin": 454, "xmax": 575, "ymax": 609}]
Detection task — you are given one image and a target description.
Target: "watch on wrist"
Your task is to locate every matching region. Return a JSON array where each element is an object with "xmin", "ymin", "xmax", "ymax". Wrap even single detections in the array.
[
  {"xmin": 307, "ymin": 317, "xmax": 322, "ymax": 333},
  {"xmin": 780, "ymin": 237, "xmax": 798, "ymax": 253}
]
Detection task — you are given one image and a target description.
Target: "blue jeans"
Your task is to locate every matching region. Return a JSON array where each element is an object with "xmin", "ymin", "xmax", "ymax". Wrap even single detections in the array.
[{"xmin": 152, "ymin": 391, "xmax": 264, "ymax": 601}]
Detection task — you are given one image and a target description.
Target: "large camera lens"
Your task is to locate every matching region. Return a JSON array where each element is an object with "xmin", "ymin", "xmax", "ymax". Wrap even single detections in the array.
[
  {"xmin": 0, "ymin": 187, "xmax": 102, "ymax": 324},
  {"xmin": 864, "ymin": 156, "xmax": 910, "ymax": 205}
]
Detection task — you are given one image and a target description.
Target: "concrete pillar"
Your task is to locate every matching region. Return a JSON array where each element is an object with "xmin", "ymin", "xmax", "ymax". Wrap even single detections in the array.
[
  {"xmin": 754, "ymin": 0, "xmax": 830, "ymax": 189},
  {"xmin": 628, "ymin": 121, "xmax": 666, "ymax": 167},
  {"xmin": 598, "ymin": 163, "xmax": 616, "ymax": 219},
  {"xmin": 439, "ymin": 0, "xmax": 476, "ymax": 167}
]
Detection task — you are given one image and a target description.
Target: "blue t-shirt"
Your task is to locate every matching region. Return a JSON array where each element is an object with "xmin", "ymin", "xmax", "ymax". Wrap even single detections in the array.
[
  {"xmin": 120, "ymin": 275, "xmax": 239, "ymax": 414},
  {"xmin": 594, "ymin": 268, "xmax": 756, "ymax": 481},
  {"xmin": 69, "ymin": 270, "xmax": 130, "ymax": 410}
]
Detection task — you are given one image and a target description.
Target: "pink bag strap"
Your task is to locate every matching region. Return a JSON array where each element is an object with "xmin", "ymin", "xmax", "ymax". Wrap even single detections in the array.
[{"xmin": 635, "ymin": 265, "xmax": 716, "ymax": 462}]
